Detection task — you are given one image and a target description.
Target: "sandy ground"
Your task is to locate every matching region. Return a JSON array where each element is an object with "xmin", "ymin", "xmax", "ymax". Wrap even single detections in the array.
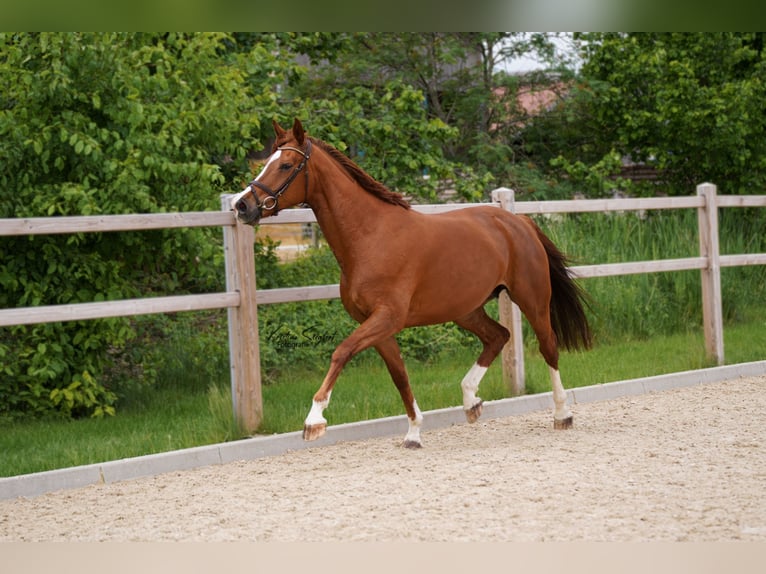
[{"xmin": 1, "ymin": 375, "xmax": 765, "ymax": 542}]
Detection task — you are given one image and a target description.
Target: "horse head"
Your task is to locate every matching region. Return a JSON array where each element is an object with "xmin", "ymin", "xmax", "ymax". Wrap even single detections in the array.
[{"xmin": 231, "ymin": 118, "xmax": 312, "ymax": 225}]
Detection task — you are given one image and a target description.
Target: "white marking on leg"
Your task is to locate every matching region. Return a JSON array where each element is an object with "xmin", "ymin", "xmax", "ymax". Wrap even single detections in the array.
[
  {"xmin": 305, "ymin": 390, "xmax": 331, "ymax": 427},
  {"xmin": 403, "ymin": 400, "xmax": 424, "ymax": 446},
  {"xmin": 461, "ymin": 362, "xmax": 488, "ymax": 411},
  {"xmin": 549, "ymin": 367, "xmax": 572, "ymax": 421},
  {"xmin": 229, "ymin": 150, "xmax": 282, "ymax": 210}
]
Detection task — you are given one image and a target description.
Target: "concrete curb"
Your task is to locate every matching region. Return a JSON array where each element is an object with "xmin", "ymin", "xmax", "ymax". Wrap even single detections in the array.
[{"xmin": 2, "ymin": 360, "xmax": 765, "ymax": 501}]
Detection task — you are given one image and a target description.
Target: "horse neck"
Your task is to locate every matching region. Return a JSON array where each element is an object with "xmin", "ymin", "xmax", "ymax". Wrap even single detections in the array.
[{"xmin": 307, "ymin": 155, "xmax": 407, "ymax": 270}]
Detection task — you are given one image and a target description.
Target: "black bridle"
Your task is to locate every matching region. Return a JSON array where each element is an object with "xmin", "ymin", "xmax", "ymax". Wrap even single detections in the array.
[{"xmin": 247, "ymin": 140, "xmax": 312, "ymax": 216}]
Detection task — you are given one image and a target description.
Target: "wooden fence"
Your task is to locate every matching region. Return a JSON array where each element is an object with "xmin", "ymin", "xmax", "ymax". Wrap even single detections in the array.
[
  {"xmin": 0, "ymin": 205, "xmax": 263, "ymax": 431},
  {"xmin": 2, "ymin": 183, "xmax": 765, "ymax": 432}
]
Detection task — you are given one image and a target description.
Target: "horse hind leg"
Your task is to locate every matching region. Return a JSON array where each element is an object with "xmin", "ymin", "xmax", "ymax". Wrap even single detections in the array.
[
  {"xmin": 454, "ymin": 308, "xmax": 510, "ymax": 424},
  {"xmin": 549, "ymin": 366, "xmax": 573, "ymax": 429},
  {"xmin": 532, "ymin": 319, "xmax": 573, "ymax": 429},
  {"xmin": 514, "ymin": 294, "xmax": 573, "ymax": 429}
]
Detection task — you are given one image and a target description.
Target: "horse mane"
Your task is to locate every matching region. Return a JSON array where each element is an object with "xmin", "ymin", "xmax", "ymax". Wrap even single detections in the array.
[{"xmin": 308, "ymin": 137, "xmax": 411, "ymax": 210}]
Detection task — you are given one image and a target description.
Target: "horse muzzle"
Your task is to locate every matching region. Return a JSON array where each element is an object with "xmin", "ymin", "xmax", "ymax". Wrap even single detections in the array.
[
  {"xmin": 234, "ymin": 198, "xmax": 262, "ymax": 226},
  {"xmin": 231, "ymin": 185, "xmax": 273, "ymax": 225}
]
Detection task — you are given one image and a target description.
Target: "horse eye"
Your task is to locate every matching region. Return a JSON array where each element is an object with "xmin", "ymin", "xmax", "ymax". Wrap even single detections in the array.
[{"xmin": 279, "ymin": 162, "xmax": 292, "ymax": 171}]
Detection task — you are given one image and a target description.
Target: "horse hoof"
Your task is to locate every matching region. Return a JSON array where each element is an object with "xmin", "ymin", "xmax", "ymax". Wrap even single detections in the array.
[
  {"xmin": 402, "ymin": 439, "xmax": 423, "ymax": 449},
  {"xmin": 554, "ymin": 416, "xmax": 573, "ymax": 430},
  {"xmin": 465, "ymin": 399, "xmax": 484, "ymax": 423},
  {"xmin": 303, "ymin": 422, "xmax": 327, "ymax": 441}
]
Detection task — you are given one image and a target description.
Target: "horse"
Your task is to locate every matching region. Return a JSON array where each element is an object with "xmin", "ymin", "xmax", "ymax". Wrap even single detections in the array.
[{"xmin": 231, "ymin": 118, "xmax": 592, "ymax": 448}]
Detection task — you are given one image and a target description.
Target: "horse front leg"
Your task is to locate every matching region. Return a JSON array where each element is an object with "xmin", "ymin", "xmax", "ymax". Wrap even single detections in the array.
[
  {"xmin": 303, "ymin": 340, "xmax": 360, "ymax": 441},
  {"xmin": 375, "ymin": 336, "xmax": 423, "ymax": 448},
  {"xmin": 302, "ymin": 368, "xmax": 338, "ymax": 441},
  {"xmin": 303, "ymin": 308, "xmax": 402, "ymax": 442}
]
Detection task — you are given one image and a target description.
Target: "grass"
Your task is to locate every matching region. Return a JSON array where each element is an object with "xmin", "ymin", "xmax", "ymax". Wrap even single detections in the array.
[
  {"xmin": 1, "ymin": 310, "xmax": 764, "ymax": 478},
  {"xmin": 0, "ymin": 381, "xmax": 241, "ymax": 477}
]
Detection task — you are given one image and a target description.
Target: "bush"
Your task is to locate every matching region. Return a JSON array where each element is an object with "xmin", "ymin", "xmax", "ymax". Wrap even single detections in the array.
[{"xmin": 0, "ymin": 33, "xmax": 269, "ymax": 418}]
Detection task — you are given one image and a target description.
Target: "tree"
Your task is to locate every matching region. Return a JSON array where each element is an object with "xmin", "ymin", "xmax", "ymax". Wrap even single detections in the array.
[
  {"xmin": 0, "ymin": 32, "xmax": 284, "ymax": 418},
  {"xmin": 532, "ymin": 33, "xmax": 766, "ymax": 196},
  {"xmin": 282, "ymin": 32, "xmax": 559, "ymax": 200}
]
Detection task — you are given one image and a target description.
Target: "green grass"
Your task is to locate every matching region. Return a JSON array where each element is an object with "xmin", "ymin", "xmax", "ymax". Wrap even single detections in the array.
[
  {"xmin": 1, "ymin": 311, "xmax": 764, "ymax": 478},
  {"xmin": 0, "ymin": 381, "xmax": 242, "ymax": 477}
]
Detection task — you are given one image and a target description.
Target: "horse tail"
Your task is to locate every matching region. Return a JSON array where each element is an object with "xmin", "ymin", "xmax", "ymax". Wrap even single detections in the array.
[{"xmin": 529, "ymin": 219, "xmax": 593, "ymax": 351}]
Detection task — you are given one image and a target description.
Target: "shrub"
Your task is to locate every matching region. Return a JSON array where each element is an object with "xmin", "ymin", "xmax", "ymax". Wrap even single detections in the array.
[{"xmin": 0, "ymin": 33, "xmax": 267, "ymax": 418}]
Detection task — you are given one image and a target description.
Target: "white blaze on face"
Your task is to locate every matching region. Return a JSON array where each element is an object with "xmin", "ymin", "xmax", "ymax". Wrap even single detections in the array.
[{"xmin": 229, "ymin": 150, "xmax": 282, "ymax": 211}]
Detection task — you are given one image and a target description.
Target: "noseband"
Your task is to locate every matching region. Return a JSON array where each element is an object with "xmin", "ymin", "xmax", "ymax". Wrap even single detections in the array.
[{"xmin": 248, "ymin": 140, "xmax": 312, "ymax": 215}]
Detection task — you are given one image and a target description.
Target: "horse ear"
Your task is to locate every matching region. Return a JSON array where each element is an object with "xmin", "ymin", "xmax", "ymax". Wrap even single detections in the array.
[
  {"xmin": 273, "ymin": 119, "xmax": 286, "ymax": 137},
  {"xmin": 292, "ymin": 118, "xmax": 305, "ymax": 145}
]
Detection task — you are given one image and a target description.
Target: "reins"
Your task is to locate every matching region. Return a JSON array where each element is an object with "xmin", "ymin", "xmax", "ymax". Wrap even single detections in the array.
[{"xmin": 248, "ymin": 139, "xmax": 312, "ymax": 215}]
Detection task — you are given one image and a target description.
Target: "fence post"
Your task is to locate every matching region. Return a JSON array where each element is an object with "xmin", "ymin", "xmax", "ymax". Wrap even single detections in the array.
[
  {"xmin": 221, "ymin": 195, "xmax": 263, "ymax": 433},
  {"xmin": 491, "ymin": 187, "xmax": 525, "ymax": 395},
  {"xmin": 696, "ymin": 183, "xmax": 725, "ymax": 365}
]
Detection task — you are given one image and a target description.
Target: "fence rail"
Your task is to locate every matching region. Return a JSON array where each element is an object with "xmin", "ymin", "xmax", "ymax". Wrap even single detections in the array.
[
  {"xmin": 1, "ymin": 184, "xmax": 765, "ymax": 431},
  {"xmin": 0, "ymin": 211, "xmax": 233, "ymax": 236},
  {"xmin": 0, "ymin": 292, "xmax": 240, "ymax": 327}
]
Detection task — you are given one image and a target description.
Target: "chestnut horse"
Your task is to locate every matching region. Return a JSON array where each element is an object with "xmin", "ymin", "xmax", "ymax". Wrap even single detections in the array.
[{"xmin": 232, "ymin": 119, "xmax": 592, "ymax": 448}]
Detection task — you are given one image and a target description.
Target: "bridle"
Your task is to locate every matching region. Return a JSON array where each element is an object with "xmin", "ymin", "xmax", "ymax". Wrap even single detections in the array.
[{"xmin": 247, "ymin": 140, "xmax": 312, "ymax": 216}]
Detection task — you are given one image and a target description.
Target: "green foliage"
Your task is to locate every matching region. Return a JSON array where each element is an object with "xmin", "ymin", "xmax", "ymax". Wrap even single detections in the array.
[
  {"xmin": 291, "ymin": 78, "xmax": 492, "ymax": 202},
  {"xmin": 549, "ymin": 150, "xmax": 633, "ymax": 198},
  {"xmin": 537, "ymin": 33, "xmax": 766, "ymax": 196},
  {"xmin": 283, "ymin": 32, "xmax": 559, "ymax": 201},
  {"xmin": 49, "ymin": 371, "xmax": 116, "ymax": 418},
  {"xmin": 504, "ymin": 161, "xmax": 581, "ymax": 201},
  {"xmin": 101, "ymin": 310, "xmax": 240, "ymax": 412},
  {"xmin": 537, "ymin": 211, "xmax": 701, "ymax": 342},
  {"xmin": 129, "ymin": 313, "xmax": 229, "ymax": 396},
  {"xmin": 0, "ymin": 32, "xmax": 273, "ymax": 418}
]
